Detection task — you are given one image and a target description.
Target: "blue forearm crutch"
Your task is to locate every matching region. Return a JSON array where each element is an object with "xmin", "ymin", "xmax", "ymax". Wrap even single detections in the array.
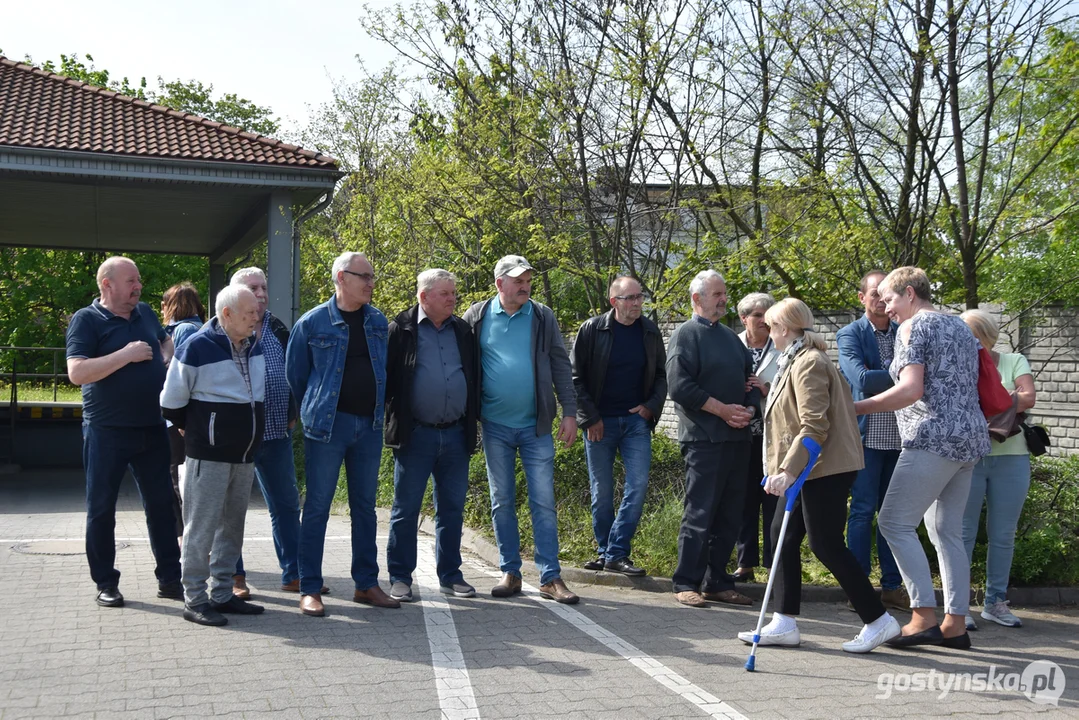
[{"xmin": 745, "ymin": 436, "xmax": 822, "ymax": 672}]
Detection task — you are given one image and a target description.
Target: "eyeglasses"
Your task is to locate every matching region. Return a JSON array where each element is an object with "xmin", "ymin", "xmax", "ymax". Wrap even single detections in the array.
[
  {"xmin": 342, "ymin": 269, "xmax": 376, "ymax": 283},
  {"xmin": 612, "ymin": 293, "xmax": 647, "ymax": 302}
]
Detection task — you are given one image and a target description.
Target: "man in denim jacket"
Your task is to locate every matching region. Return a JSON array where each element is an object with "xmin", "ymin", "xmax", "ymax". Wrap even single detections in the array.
[{"xmin": 286, "ymin": 251, "xmax": 398, "ymax": 617}]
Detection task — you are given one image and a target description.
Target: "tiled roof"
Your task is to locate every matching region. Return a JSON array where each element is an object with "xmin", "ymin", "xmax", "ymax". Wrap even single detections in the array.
[{"xmin": 0, "ymin": 57, "xmax": 339, "ymax": 170}]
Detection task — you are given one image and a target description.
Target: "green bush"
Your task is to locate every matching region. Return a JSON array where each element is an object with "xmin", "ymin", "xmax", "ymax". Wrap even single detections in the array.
[{"xmin": 353, "ymin": 423, "xmax": 1079, "ymax": 589}]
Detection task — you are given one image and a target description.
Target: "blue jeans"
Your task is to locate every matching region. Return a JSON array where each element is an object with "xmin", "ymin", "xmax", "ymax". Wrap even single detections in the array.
[
  {"xmin": 235, "ymin": 434, "xmax": 301, "ymax": 584},
  {"xmin": 299, "ymin": 411, "xmax": 383, "ymax": 595},
  {"xmin": 584, "ymin": 414, "xmax": 651, "ymax": 562},
  {"xmin": 482, "ymin": 420, "xmax": 561, "ymax": 585},
  {"xmin": 962, "ymin": 454, "xmax": 1031, "ymax": 604},
  {"xmin": 387, "ymin": 424, "xmax": 470, "ymax": 587},
  {"xmin": 83, "ymin": 423, "xmax": 181, "ymax": 589},
  {"xmin": 846, "ymin": 447, "xmax": 902, "ymax": 590}
]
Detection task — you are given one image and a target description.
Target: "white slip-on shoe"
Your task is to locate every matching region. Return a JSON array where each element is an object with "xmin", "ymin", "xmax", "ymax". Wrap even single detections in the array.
[
  {"xmin": 842, "ymin": 615, "xmax": 902, "ymax": 653},
  {"xmin": 738, "ymin": 625, "xmax": 801, "ymax": 647},
  {"xmin": 965, "ymin": 614, "xmax": 978, "ymax": 631},
  {"xmin": 981, "ymin": 600, "xmax": 1022, "ymax": 628}
]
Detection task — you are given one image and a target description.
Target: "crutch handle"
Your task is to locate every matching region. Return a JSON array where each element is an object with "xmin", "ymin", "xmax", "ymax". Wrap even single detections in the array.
[{"xmin": 760, "ymin": 437, "xmax": 823, "ymax": 512}]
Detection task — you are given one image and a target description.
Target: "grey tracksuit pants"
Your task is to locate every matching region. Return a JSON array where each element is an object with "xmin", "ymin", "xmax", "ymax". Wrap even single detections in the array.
[
  {"xmin": 180, "ymin": 459, "xmax": 254, "ymax": 606},
  {"xmin": 878, "ymin": 448, "xmax": 975, "ymax": 616}
]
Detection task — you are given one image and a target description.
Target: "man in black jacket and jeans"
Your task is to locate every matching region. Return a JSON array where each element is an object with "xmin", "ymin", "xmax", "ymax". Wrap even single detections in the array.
[
  {"xmin": 571, "ymin": 276, "xmax": 667, "ymax": 576},
  {"xmin": 385, "ymin": 269, "xmax": 479, "ymax": 602}
]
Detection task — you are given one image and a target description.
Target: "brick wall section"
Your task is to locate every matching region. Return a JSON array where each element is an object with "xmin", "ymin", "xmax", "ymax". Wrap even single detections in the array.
[{"xmin": 562, "ymin": 304, "xmax": 1079, "ymax": 457}]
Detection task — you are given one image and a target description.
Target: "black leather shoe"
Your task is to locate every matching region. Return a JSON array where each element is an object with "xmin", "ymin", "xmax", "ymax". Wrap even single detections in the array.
[
  {"xmin": 885, "ymin": 625, "xmax": 943, "ymax": 648},
  {"xmin": 157, "ymin": 580, "xmax": 184, "ymax": 600},
  {"xmin": 96, "ymin": 587, "xmax": 124, "ymax": 608},
  {"xmin": 732, "ymin": 568, "xmax": 756, "ymax": 583},
  {"xmin": 583, "ymin": 557, "xmax": 605, "ymax": 571},
  {"xmin": 606, "ymin": 557, "xmax": 646, "ymax": 576},
  {"xmin": 940, "ymin": 632, "xmax": 972, "ymax": 650},
  {"xmin": 211, "ymin": 596, "xmax": 265, "ymax": 615},
  {"xmin": 183, "ymin": 603, "xmax": 228, "ymax": 626}
]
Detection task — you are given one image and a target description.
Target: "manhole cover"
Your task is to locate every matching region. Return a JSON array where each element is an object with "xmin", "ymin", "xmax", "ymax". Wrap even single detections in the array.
[{"xmin": 11, "ymin": 540, "xmax": 128, "ymax": 556}]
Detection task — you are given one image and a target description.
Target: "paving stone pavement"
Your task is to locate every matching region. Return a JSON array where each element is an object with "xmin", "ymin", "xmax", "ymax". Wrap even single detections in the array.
[{"xmin": 1, "ymin": 469, "xmax": 1078, "ymax": 719}]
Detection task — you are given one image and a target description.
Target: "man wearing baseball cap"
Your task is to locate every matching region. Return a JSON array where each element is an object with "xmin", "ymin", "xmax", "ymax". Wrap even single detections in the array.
[{"xmin": 462, "ymin": 255, "xmax": 580, "ymax": 603}]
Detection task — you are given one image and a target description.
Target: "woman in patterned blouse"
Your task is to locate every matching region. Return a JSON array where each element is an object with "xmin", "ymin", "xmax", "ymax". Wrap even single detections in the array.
[{"xmin": 853, "ymin": 267, "xmax": 990, "ymax": 651}]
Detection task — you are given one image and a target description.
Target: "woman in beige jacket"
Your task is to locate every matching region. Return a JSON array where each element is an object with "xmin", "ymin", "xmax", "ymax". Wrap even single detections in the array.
[{"xmin": 737, "ymin": 298, "xmax": 901, "ymax": 654}]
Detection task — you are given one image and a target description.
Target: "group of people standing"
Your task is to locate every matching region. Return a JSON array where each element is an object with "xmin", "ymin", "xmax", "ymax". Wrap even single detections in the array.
[
  {"xmin": 67, "ymin": 255, "xmax": 1035, "ymax": 648},
  {"xmin": 724, "ymin": 267, "xmax": 1035, "ymax": 655}
]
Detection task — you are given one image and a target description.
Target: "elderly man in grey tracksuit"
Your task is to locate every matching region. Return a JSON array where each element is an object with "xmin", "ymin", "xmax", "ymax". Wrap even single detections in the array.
[
  {"xmin": 161, "ymin": 285, "xmax": 266, "ymax": 627},
  {"xmin": 461, "ymin": 255, "xmax": 580, "ymax": 604}
]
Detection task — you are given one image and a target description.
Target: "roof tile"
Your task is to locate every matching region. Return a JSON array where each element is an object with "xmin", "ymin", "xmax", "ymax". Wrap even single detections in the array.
[{"xmin": 0, "ymin": 56, "xmax": 339, "ymax": 170}]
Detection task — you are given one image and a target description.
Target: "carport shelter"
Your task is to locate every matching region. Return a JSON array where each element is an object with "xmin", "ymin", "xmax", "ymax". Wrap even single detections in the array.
[{"xmin": 0, "ymin": 56, "xmax": 344, "ymax": 323}]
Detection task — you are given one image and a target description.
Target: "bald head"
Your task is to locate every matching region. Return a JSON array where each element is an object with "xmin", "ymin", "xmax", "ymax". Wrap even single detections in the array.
[
  {"xmin": 97, "ymin": 257, "xmax": 138, "ymax": 292},
  {"xmin": 96, "ymin": 257, "xmax": 143, "ymax": 317}
]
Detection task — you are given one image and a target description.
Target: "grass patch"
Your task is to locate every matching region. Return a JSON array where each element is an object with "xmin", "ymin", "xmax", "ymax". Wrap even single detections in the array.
[
  {"xmin": 0, "ymin": 382, "xmax": 81, "ymax": 403},
  {"xmin": 305, "ymin": 419, "xmax": 1078, "ymax": 589}
]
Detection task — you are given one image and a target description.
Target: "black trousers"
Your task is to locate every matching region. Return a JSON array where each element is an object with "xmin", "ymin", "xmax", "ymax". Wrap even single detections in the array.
[
  {"xmin": 672, "ymin": 440, "xmax": 749, "ymax": 593},
  {"xmin": 736, "ymin": 434, "xmax": 778, "ymax": 569},
  {"xmin": 167, "ymin": 425, "xmax": 186, "ymax": 537},
  {"xmin": 770, "ymin": 470, "xmax": 886, "ymax": 624}
]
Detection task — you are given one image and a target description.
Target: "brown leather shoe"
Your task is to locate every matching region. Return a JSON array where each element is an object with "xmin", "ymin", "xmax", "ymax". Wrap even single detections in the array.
[
  {"xmin": 539, "ymin": 578, "xmax": 579, "ymax": 604},
  {"xmin": 353, "ymin": 585, "xmax": 401, "ymax": 609},
  {"xmin": 490, "ymin": 573, "xmax": 523, "ymax": 598},
  {"xmin": 232, "ymin": 574, "xmax": 251, "ymax": 600},
  {"xmin": 702, "ymin": 589, "xmax": 753, "ymax": 606},
  {"xmin": 300, "ymin": 593, "xmax": 324, "ymax": 617},
  {"xmin": 281, "ymin": 579, "xmax": 330, "ymax": 594},
  {"xmin": 881, "ymin": 587, "xmax": 911, "ymax": 611},
  {"xmin": 675, "ymin": 590, "xmax": 707, "ymax": 607}
]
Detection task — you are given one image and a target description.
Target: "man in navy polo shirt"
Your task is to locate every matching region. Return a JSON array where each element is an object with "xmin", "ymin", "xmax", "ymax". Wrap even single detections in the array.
[{"xmin": 66, "ymin": 256, "xmax": 183, "ymax": 608}]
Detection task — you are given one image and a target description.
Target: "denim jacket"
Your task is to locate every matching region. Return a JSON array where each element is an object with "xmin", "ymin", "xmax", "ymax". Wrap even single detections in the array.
[{"xmin": 286, "ymin": 295, "xmax": 388, "ymax": 442}]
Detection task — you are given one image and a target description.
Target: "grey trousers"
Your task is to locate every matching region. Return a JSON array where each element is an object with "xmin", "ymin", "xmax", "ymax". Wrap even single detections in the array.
[
  {"xmin": 181, "ymin": 459, "xmax": 254, "ymax": 606},
  {"xmin": 878, "ymin": 448, "xmax": 975, "ymax": 616}
]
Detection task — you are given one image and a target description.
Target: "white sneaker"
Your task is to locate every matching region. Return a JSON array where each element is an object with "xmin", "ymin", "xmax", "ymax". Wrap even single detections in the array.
[
  {"xmin": 842, "ymin": 615, "xmax": 901, "ymax": 653},
  {"xmin": 981, "ymin": 600, "xmax": 1022, "ymax": 628},
  {"xmin": 738, "ymin": 625, "xmax": 801, "ymax": 647},
  {"xmin": 965, "ymin": 614, "xmax": 978, "ymax": 631},
  {"xmin": 389, "ymin": 581, "xmax": 414, "ymax": 602}
]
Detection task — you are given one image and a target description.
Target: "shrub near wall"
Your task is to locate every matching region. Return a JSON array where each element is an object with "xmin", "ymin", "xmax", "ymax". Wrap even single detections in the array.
[{"xmin": 362, "ymin": 425, "xmax": 1079, "ymax": 589}]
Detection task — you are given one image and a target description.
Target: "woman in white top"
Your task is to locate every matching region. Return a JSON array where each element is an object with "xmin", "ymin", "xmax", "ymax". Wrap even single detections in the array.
[
  {"xmin": 960, "ymin": 309, "xmax": 1037, "ymax": 631},
  {"xmin": 732, "ymin": 292, "xmax": 781, "ymax": 582}
]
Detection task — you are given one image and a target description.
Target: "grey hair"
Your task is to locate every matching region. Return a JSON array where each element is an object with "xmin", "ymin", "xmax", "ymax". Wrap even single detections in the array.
[
  {"xmin": 689, "ymin": 270, "xmax": 724, "ymax": 305},
  {"xmin": 215, "ymin": 285, "xmax": 255, "ymax": 320},
  {"xmin": 737, "ymin": 292, "xmax": 775, "ymax": 318},
  {"xmin": 608, "ymin": 275, "xmax": 641, "ymax": 298},
  {"xmin": 96, "ymin": 256, "xmax": 136, "ymax": 291},
  {"xmin": 417, "ymin": 268, "xmax": 457, "ymax": 296},
  {"xmin": 331, "ymin": 252, "xmax": 370, "ymax": 285},
  {"xmin": 230, "ymin": 266, "xmax": 266, "ymax": 286}
]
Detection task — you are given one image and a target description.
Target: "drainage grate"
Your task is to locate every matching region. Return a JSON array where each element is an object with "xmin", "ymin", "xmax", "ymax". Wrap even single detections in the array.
[{"xmin": 11, "ymin": 540, "xmax": 128, "ymax": 556}]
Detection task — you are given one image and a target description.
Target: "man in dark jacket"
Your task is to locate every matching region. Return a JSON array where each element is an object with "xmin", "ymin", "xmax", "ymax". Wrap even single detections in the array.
[
  {"xmin": 385, "ymin": 269, "xmax": 479, "ymax": 602},
  {"xmin": 161, "ymin": 285, "xmax": 266, "ymax": 626},
  {"xmin": 666, "ymin": 270, "xmax": 759, "ymax": 608},
  {"xmin": 571, "ymin": 276, "xmax": 667, "ymax": 576}
]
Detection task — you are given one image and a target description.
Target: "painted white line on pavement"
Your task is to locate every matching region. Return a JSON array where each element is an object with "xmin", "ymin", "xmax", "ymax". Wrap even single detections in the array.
[
  {"xmin": 416, "ymin": 539, "xmax": 481, "ymax": 720},
  {"xmin": 464, "ymin": 559, "xmax": 747, "ymax": 720}
]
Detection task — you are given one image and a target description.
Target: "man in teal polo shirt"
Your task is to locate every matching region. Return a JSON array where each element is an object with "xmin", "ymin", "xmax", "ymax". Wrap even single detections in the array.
[{"xmin": 462, "ymin": 255, "xmax": 580, "ymax": 604}]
